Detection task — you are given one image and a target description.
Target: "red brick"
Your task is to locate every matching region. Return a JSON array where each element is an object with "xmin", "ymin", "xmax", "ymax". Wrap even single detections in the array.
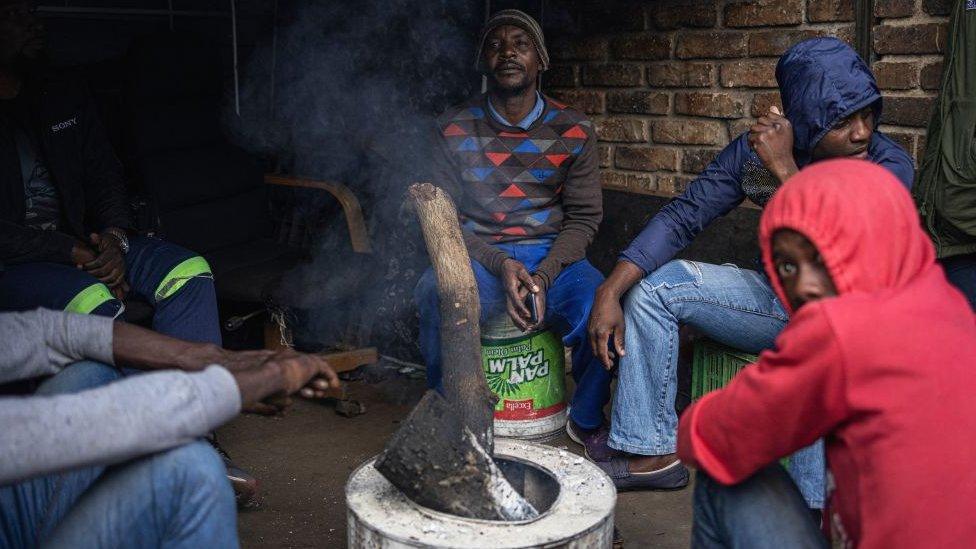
[
  {"xmin": 884, "ymin": 130, "xmax": 917, "ymax": 158},
  {"xmin": 581, "ymin": 5, "xmax": 647, "ymax": 34},
  {"xmin": 596, "ymin": 118, "xmax": 648, "ymax": 142},
  {"xmin": 807, "ymin": 0, "xmax": 854, "ymax": 22},
  {"xmin": 750, "ymin": 91, "xmax": 783, "ymax": 117},
  {"xmin": 607, "ymin": 91, "xmax": 670, "ymax": 115},
  {"xmin": 674, "ymin": 92, "xmax": 746, "ymax": 118},
  {"xmin": 729, "ymin": 118, "xmax": 754, "ymax": 137},
  {"xmin": 749, "ymin": 29, "xmax": 826, "ymax": 56},
  {"xmin": 676, "ymin": 32, "xmax": 748, "ymax": 59},
  {"xmin": 652, "ymin": 119, "xmax": 727, "ymax": 145},
  {"xmin": 873, "ymin": 23, "xmax": 946, "ymax": 55},
  {"xmin": 550, "ymin": 36, "xmax": 609, "ymax": 62},
  {"xmin": 921, "ymin": 61, "xmax": 944, "ymax": 91},
  {"xmin": 657, "ymin": 175, "xmax": 695, "ymax": 194},
  {"xmin": 725, "ymin": 0, "xmax": 804, "ymax": 28},
  {"xmin": 646, "ymin": 62, "xmax": 715, "ymax": 87},
  {"xmin": 549, "ymin": 89, "xmax": 606, "ymax": 115},
  {"xmin": 544, "ymin": 65, "xmax": 576, "ymax": 88},
  {"xmin": 923, "ymin": 0, "xmax": 952, "ymax": 16},
  {"xmin": 874, "ymin": 0, "xmax": 914, "ymax": 18},
  {"xmin": 720, "ymin": 59, "xmax": 779, "ymax": 88},
  {"xmin": 881, "ymin": 96, "xmax": 936, "ymax": 127},
  {"xmin": 611, "ymin": 33, "xmax": 673, "ymax": 60},
  {"xmin": 681, "ymin": 148, "xmax": 723, "ymax": 174},
  {"xmin": 582, "ymin": 64, "xmax": 644, "ymax": 87},
  {"xmin": 614, "ymin": 146, "xmax": 679, "ymax": 171},
  {"xmin": 835, "ymin": 24, "xmax": 856, "ymax": 46},
  {"xmin": 648, "ymin": 2, "xmax": 717, "ymax": 30},
  {"xmin": 598, "ymin": 144, "xmax": 612, "ymax": 169},
  {"xmin": 601, "ymin": 171, "xmax": 657, "ymax": 193},
  {"xmin": 872, "ymin": 61, "xmax": 920, "ymax": 90}
]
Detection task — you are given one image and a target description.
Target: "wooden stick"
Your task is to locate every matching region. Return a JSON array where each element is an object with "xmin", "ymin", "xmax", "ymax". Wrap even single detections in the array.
[{"xmin": 408, "ymin": 183, "xmax": 495, "ymax": 454}]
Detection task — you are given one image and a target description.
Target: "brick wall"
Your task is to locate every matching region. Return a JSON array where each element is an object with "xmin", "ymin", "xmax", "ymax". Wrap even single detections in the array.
[{"xmin": 544, "ymin": 0, "xmax": 951, "ymax": 199}]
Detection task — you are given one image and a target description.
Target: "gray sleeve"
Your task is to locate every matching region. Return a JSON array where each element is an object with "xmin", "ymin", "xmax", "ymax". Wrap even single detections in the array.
[
  {"xmin": 0, "ymin": 365, "xmax": 241, "ymax": 485},
  {"xmin": 0, "ymin": 309, "xmax": 114, "ymax": 384}
]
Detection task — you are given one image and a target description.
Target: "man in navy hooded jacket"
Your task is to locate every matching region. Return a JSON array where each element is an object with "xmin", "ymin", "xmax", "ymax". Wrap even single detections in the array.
[{"xmin": 580, "ymin": 38, "xmax": 914, "ymax": 506}]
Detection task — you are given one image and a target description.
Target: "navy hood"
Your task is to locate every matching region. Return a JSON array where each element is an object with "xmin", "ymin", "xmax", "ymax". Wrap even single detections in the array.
[{"xmin": 776, "ymin": 37, "xmax": 881, "ymax": 158}]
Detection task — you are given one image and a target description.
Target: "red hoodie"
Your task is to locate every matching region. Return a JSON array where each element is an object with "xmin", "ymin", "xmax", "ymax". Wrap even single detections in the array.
[{"xmin": 677, "ymin": 160, "xmax": 976, "ymax": 548}]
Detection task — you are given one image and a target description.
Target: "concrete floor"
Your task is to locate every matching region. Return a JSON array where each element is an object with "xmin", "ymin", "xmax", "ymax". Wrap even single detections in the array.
[{"xmin": 219, "ymin": 366, "xmax": 693, "ymax": 548}]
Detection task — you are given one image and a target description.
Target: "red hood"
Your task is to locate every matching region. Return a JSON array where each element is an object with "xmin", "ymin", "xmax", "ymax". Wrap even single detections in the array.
[{"xmin": 759, "ymin": 159, "xmax": 936, "ymax": 315}]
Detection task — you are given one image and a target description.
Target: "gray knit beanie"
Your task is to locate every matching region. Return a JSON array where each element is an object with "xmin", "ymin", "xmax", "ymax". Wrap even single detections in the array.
[{"xmin": 474, "ymin": 9, "xmax": 549, "ymax": 73}]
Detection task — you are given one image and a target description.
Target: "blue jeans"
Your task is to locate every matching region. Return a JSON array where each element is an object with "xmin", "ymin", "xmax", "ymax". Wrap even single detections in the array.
[
  {"xmin": 693, "ymin": 466, "xmax": 827, "ymax": 548},
  {"xmin": 0, "ymin": 361, "xmax": 238, "ymax": 548},
  {"xmin": 415, "ymin": 241, "xmax": 611, "ymax": 430},
  {"xmin": 609, "ymin": 260, "xmax": 825, "ymax": 507},
  {"xmin": 942, "ymin": 252, "xmax": 976, "ymax": 310},
  {"xmin": 0, "ymin": 236, "xmax": 221, "ymax": 345}
]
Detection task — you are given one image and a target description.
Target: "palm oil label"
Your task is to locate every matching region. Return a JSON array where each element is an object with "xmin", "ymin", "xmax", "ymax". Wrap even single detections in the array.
[{"xmin": 481, "ymin": 328, "xmax": 566, "ymax": 420}]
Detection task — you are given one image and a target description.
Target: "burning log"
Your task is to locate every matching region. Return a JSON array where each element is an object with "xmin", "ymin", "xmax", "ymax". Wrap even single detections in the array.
[
  {"xmin": 374, "ymin": 392, "xmax": 537, "ymax": 520},
  {"xmin": 372, "ymin": 183, "xmax": 536, "ymax": 521},
  {"xmin": 406, "ymin": 182, "xmax": 495, "ymax": 452}
]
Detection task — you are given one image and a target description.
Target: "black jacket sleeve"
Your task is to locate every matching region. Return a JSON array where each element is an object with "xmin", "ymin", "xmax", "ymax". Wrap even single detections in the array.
[
  {"xmin": 78, "ymin": 87, "xmax": 132, "ymax": 232},
  {"xmin": 0, "ymin": 219, "xmax": 76, "ymax": 264}
]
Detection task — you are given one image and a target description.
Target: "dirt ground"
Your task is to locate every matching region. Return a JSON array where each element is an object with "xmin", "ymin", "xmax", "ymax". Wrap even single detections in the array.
[{"xmin": 218, "ymin": 363, "xmax": 693, "ymax": 548}]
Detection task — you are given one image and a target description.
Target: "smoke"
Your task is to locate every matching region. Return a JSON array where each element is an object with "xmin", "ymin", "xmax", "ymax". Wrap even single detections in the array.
[{"xmin": 226, "ymin": 0, "xmax": 482, "ymax": 360}]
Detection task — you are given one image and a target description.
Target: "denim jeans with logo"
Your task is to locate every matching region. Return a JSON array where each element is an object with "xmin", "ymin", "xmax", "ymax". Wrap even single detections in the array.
[{"xmin": 609, "ymin": 259, "xmax": 825, "ymax": 508}]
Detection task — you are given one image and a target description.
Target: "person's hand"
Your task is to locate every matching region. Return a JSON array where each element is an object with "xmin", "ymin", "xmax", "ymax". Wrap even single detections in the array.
[
  {"xmin": 501, "ymin": 258, "xmax": 540, "ymax": 331},
  {"xmin": 71, "ymin": 241, "xmax": 97, "ymax": 268},
  {"xmin": 231, "ymin": 350, "xmax": 340, "ymax": 414},
  {"xmin": 748, "ymin": 106, "xmax": 799, "ymax": 183},
  {"xmin": 83, "ymin": 231, "xmax": 126, "ymax": 289},
  {"xmin": 588, "ymin": 287, "xmax": 627, "ymax": 370}
]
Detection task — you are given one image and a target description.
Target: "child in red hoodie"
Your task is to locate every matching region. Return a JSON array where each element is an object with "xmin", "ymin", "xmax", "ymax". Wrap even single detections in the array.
[{"xmin": 677, "ymin": 159, "xmax": 976, "ymax": 548}]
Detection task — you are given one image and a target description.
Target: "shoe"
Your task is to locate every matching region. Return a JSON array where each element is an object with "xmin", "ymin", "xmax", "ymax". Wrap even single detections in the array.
[
  {"xmin": 566, "ymin": 418, "xmax": 622, "ymax": 462},
  {"xmin": 207, "ymin": 435, "xmax": 259, "ymax": 507},
  {"xmin": 596, "ymin": 457, "xmax": 689, "ymax": 491}
]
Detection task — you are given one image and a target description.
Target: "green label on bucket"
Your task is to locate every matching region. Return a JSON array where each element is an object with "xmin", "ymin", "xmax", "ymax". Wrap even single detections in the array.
[{"xmin": 481, "ymin": 329, "xmax": 566, "ymax": 420}]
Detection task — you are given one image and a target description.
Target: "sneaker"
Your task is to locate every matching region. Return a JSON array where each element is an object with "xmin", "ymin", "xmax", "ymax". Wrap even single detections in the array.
[
  {"xmin": 207, "ymin": 435, "xmax": 259, "ymax": 508},
  {"xmin": 566, "ymin": 418, "xmax": 622, "ymax": 462}
]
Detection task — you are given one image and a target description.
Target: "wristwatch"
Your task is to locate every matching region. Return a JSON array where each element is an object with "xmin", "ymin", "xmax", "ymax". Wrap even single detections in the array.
[{"xmin": 105, "ymin": 228, "xmax": 130, "ymax": 255}]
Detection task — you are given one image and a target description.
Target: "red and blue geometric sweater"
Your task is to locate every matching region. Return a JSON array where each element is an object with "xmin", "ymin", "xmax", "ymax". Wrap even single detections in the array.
[{"xmin": 430, "ymin": 93, "xmax": 602, "ymax": 289}]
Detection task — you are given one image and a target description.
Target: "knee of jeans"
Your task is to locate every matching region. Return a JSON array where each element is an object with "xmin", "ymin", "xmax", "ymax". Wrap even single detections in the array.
[
  {"xmin": 645, "ymin": 260, "xmax": 702, "ymax": 290},
  {"xmin": 35, "ymin": 361, "xmax": 122, "ymax": 396},
  {"xmin": 154, "ymin": 441, "xmax": 231, "ymax": 496}
]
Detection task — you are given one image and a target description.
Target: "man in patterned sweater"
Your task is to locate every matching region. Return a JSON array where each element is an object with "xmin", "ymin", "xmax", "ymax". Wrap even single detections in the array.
[{"xmin": 417, "ymin": 9, "xmax": 611, "ymax": 444}]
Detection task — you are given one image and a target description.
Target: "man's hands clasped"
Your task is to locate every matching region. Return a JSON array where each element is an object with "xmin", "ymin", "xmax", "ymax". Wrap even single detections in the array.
[
  {"xmin": 500, "ymin": 258, "xmax": 545, "ymax": 331},
  {"xmin": 71, "ymin": 229, "xmax": 128, "ymax": 299}
]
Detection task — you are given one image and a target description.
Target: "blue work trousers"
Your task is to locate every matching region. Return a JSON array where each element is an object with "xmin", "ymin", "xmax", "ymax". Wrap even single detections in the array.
[
  {"xmin": 415, "ymin": 241, "xmax": 611, "ymax": 430},
  {"xmin": 0, "ymin": 236, "xmax": 221, "ymax": 345},
  {"xmin": 0, "ymin": 361, "xmax": 238, "ymax": 548}
]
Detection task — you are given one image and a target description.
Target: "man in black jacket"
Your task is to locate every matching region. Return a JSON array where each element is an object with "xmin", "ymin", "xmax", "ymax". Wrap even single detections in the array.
[{"xmin": 0, "ymin": 1, "xmax": 219, "ymax": 345}]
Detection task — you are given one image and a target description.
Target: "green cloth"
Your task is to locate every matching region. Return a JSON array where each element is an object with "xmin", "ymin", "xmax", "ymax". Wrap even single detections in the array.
[{"xmin": 914, "ymin": 0, "xmax": 976, "ymax": 258}]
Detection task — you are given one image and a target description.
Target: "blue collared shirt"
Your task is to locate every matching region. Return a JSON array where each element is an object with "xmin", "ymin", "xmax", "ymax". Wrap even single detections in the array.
[{"xmin": 487, "ymin": 92, "xmax": 544, "ymax": 130}]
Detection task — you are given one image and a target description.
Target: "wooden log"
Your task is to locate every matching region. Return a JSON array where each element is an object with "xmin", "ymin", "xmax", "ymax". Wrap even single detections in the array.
[
  {"xmin": 374, "ymin": 391, "xmax": 537, "ymax": 521},
  {"xmin": 407, "ymin": 183, "xmax": 495, "ymax": 454}
]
